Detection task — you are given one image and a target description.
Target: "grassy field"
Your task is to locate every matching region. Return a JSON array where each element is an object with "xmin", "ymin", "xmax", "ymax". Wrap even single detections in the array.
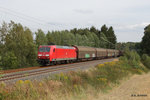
[{"xmin": 0, "ymin": 51, "xmax": 149, "ymax": 100}]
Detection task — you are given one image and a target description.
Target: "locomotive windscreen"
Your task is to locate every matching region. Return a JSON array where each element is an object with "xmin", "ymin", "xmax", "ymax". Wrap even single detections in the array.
[{"xmin": 39, "ymin": 47, "xmax": 50, "ymax": 52}]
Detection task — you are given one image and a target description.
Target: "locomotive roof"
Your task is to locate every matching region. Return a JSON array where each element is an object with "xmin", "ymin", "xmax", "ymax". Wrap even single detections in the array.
[
  {"xmin": 39, "ymin": 45, "xmax": 74, "ymax": 49},
  {"xmin": 39, "ymin": 45, "xmax": 119, "ymax": 51},
  {"xmin": 56, "ymin": 45, "xmax": 74, "ymax": 49}
]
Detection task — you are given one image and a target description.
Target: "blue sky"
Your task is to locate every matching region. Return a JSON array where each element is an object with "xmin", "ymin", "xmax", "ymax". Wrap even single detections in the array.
[{"xmin": 0, "ymin": 0, "xmax": 150, "ymax": 42}]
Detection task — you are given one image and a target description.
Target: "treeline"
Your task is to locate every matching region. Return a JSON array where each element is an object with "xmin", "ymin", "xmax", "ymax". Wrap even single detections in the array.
[
  {"xmin": 0, "ymin": 21, "xmax": 117, "ymax": 69},
  {"xmin": 36, "ymin": 25, "xmax": 117, "ymax": 48},
  {"xmin": 116, "ymin": 42, "xmax": 141, "ymax": 51}
]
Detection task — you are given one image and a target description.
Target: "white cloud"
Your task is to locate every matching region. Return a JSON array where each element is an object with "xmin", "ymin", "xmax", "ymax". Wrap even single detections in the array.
[
  {"xmin": 128, "ymin": 23, "xmax": 150, "ymax": 29},
  {"xmin": 117, "ymin": 22, "xmax": 150, "ymax": 30}
]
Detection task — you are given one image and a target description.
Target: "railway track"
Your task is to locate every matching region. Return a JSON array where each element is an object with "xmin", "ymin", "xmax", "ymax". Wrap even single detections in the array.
[
  {"xmin": 3, "ymin": 66, "xmax": 41, "ymax": 74},
  {"xmin": 1, "ymin": 62, "xmax": 86, "ymax": 81},
  {"xmin": 0, "ymin": 58, "xmax": 118, "ymax": 83}
]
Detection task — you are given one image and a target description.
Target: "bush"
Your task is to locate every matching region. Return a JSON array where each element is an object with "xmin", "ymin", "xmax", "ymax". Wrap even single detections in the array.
[
  {"xmin": 119, "ymin": 50, "xmax": 149, "ymax": 74},
  {"xmin": 141, "ymin": 54, "xmax": 150, "ymax": 69},
  {"xmin": 120, "ymin": 49, "xmax": 141, "ymax": 68},
  {"xmin": 2, "ymin": 51, "xmax": 19, "ymax": 69}
]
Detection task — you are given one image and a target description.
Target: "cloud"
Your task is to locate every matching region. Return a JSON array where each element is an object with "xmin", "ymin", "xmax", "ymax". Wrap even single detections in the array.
[
  {"xmin": 73, "ymin": 9, "xmax": 93, "ymax": 14},
  {"xmin": 127, "ymin": 22, "xmax": 150, "ymax": 29},
  {"xmin": 117, "ymin": 22, "xmax": 150, "ymax": 30}
]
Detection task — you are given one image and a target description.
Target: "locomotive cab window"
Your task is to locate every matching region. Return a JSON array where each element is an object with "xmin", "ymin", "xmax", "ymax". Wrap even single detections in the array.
[
  {"xmin": 39, "ymin": 47, "xmax": 44, "ymax": 52},
  {"xmin": 39, "ymin": 47, "xmax": 50, "ymax": 52},
  {"xmin": 46, "ymin": 47, "xmax": 50, "ymax": 52}
]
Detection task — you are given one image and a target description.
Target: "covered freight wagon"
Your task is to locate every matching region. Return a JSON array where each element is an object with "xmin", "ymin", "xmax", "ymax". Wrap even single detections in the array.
[
  {"xmin": 95, "ymin": 48, "xmax": 107, "ymax": 59},
  {"xmin": 114, "ymin": 50, "xmax": 119, "ymax": 57},
  {"xmin": 73, "ymin": 46, "xmax": 96, "ymax": 60}
]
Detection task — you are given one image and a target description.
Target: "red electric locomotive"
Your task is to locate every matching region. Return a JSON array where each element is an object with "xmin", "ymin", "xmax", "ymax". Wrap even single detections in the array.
[{"xmin": 37, "ymin": 45, "xmax": 77, "ymax": 65}]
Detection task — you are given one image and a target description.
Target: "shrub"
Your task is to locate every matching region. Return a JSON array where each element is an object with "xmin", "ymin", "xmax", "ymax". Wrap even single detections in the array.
[
  {"xmin": 141, "ymin": 54, "xmax": 150, "ymax": 69},
  {"xmin": 1, "ymin": 51, "xmax": 19, "ymax": 69},
  {"xmin": 120, "ymin": 50, "xmax": 141, "ymax": 69}
]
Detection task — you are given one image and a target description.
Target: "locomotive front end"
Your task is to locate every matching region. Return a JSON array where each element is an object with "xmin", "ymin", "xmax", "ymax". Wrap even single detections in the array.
[{"xmin": 37, "ymin": 46, "xmax": 51, "ymax": 65}]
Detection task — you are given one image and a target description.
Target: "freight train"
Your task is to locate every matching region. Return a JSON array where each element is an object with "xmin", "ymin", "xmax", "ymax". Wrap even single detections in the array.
[{"xmin": 37, "ymin": 45, "xmax": 121, "ymax": 66}]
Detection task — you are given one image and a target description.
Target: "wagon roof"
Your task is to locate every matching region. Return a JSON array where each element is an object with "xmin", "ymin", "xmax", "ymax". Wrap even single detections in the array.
[{"xmin": 74, "ymin": 46, "xmax": 96, "ymax": 52}]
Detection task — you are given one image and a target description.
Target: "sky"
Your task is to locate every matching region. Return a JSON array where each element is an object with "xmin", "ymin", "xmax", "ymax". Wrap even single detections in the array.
[{"xmin": 0, "ymin": 0, "xmax": 150, "ymax": 42}]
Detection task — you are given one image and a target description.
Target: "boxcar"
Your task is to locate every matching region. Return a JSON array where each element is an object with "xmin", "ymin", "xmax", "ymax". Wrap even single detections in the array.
[
  {"xmin": 73, "ymin": 46, "xmax": 96, "ymax": 60},
  {"xmin": 95, "ymin": 48, "xmax": 107, "ymax": 59},
  {"xmin": 107, "ymin": 49, "xmax": 115, "ymax": 57},
  {"xmin": 114, "ymin": 50, "xmax": 119, "ymax": 57}
]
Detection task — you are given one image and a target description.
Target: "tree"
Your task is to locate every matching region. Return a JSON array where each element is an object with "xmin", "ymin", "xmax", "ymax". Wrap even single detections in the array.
[
  {"xmin": 90, "ymin": 26, "xmax": 100, "ymax": 39},
  {"xmin": 60, "ymin": 31, "xmax": 75, "ymax": 45},
  {"xmin": 23, "ymin": 28, "xmax": 37, "ymax": 66},
  {"xmin": 46, "ymin": 31, "xmax": 54, "ymax": 45},
  {"xmin": 99, "ymin": 32, "xmax": 109, "ymax": 48},
  {"xmin": 107, "ymin": 26, "xmax": 117, "ymax": 49},
  {"xmin": 70, "ymin": 28, "xmax": 77, "ymax": 35},
  {"xmin": 35, "ymin": 29, "xmax": 47, "ymax": 47},
  {"xmin": 100, "ymin": 25, "xmax": 117, "ymax": 48},
  {"xmin": 90, "ymin": 26, "xmax": 97, "ymax": 33},
  {"xmin": 85, "ymin": 32, "xmax": 99, "ymax": 47},
  {"xmin": 75, "ymin": 34, "xmax": 83, "ymax": 46},
  {"xmin": 50, "ymin": 31, "xmax": 61, "ymax": 45},
  {"xmin": 141, "ymin": 24, "xmax": 150, "ymax": 56},
  {"xmin": 0, "ymin": 21, "xmax": 37, "ymax": 69},
  {"xmin": 101, "ymin": 24, "xmax": 108, "ymax": 36}
]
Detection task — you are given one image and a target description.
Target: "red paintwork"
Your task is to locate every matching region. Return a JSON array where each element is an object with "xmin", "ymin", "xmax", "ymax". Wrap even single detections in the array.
[
  {"xmin": 38, "ymin": 45, "xmax": 77, "ymax": 62},
  {"xmin": 38, "ymin": 45, "xmax": 50, "ymax": 59}
]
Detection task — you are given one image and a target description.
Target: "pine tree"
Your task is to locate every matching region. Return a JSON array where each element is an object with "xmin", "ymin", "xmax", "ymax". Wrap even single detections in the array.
[
  {"xmin": 107, "ymin": 26, "xmax": 117, "ymax": 49},
  {"xmin": 101, "ymin": 24, "xmax": 108, "ymax": 36}
]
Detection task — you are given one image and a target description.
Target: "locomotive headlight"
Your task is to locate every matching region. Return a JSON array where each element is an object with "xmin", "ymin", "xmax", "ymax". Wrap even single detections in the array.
[
  {"xmin": 46, "ymin": 54, "xmax": 49, "ymax": 56},
  {"xmin": 38, "ymin": 54, "xmax": 42, "ymax": 56}
]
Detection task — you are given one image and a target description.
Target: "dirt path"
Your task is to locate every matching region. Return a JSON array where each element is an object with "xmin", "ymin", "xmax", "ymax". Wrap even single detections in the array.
[{"xmin": 98, "ymin": 72, "xmax": 150, "ymax": 100}]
